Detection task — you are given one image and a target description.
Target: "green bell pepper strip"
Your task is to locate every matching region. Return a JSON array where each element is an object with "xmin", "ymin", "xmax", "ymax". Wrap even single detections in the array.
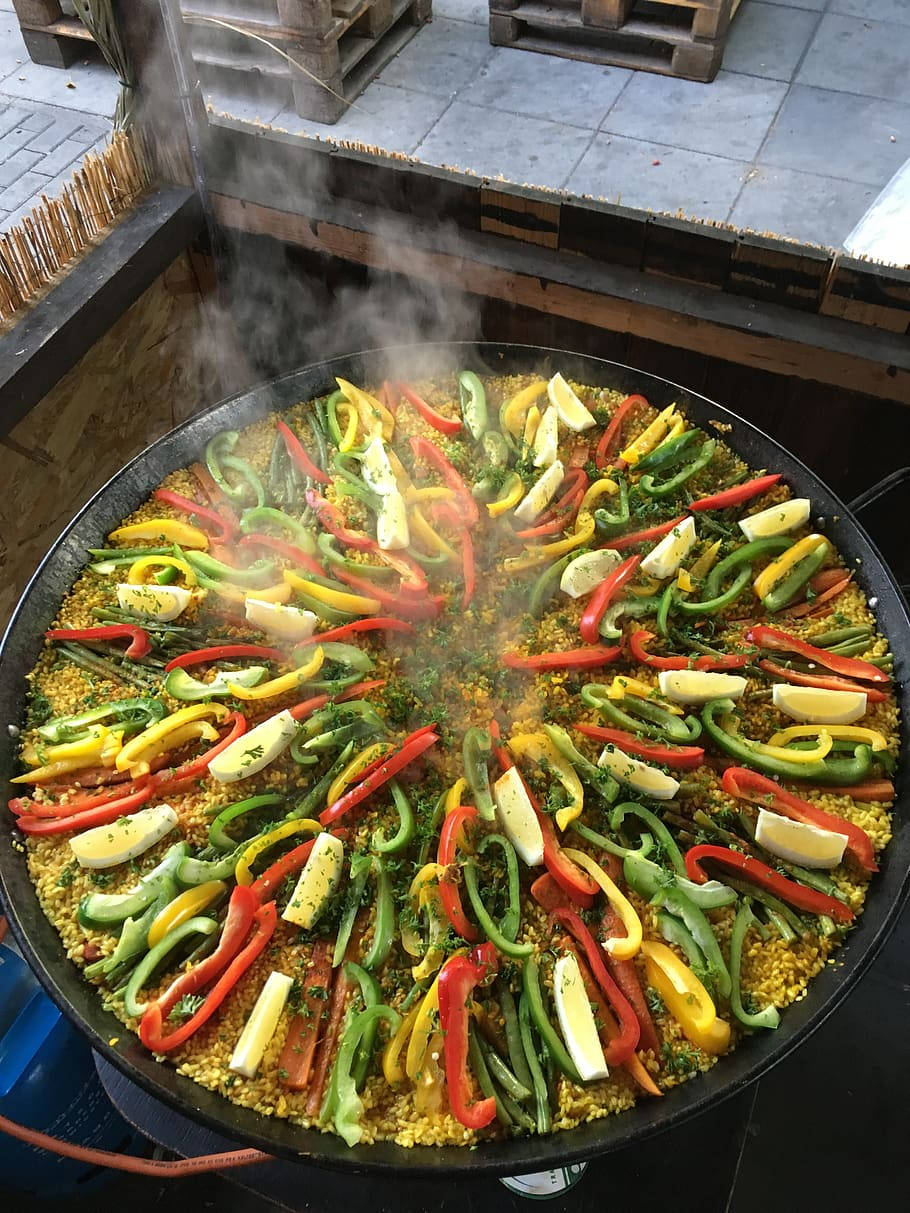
[
  {"xmin": 123, "ymin": 916, "xmax": 218, "ymax": 1018},
  {"xmin": 205, "ymin": 431, "xmax": 265, "ymax": 506},
  {"xmin": 185, "ymin": 549, "xmax": 277, "ymax": 588},
  {"xmin": 529, "ymin": 554, "xmax": 573, "ymax": 616},
  {"xmin": 623, "ymin": 851, "xmax": 737, "ymax": 910},
  {"xmin": 498, "ymin": 982, "xmax": 534, "ymax": 1093},
  {"xmin": 296, "ymin": 590, "xmax": 357, "ymax": 626},
  {"xmin": 721, "ymin": 876, "xmax": 808, "ymax": 939},
  {"xmin": 154, "ymin": 565, "xmax": 178, "ymax": 584},
  {"xmin": 701, "ymin": 698, "xmax": 874, "ymax": 784},
  {"xmin": 344, "ymin": 961, "xmax": 382, "ymax": 1090},
  {"xmin": 593, "ymin": 476, "xmax": 629, "ymax": 538},
  {"xmin": 704, "ymin": 537, "xmax": 791, "ymax": 600},
  {"xmin": 729, "ymin": 900, "xmax": 782, "ymax": 1030},
  {"xmin": 322, "ymin": 1003, "xmax": 401, "ymax": 1146},
  {"xmin": 657, "ymin": 909, "xmax": 714, "ymax": 996},
  {"xmin": 406, "ymin": 545, "xmax": 450, "ymax": 569},
  {"xmin": 521, "ymin": 956, "xmax": 582, "ymax": 1084},
  {"xmin": 78, "ymin": 842, "xmax": 188, "ymax": 930},
  {"xmin": 239, "ymin": 506, "xmax": 314, "ymax": 550},
  {"xmin": 298, "ymin": 701, "xmax": 390, "ymax": 742},
  {"xmin": 371, "ymin": 779, "xmax": 415, "ymax": 854},
  {"xmin": 543, "ymin": 723, "xmax": 620, "ymax": 803},
  {"xmin": 207, "ymin": 793, "xmax": 285, "ymax": 851},
  {"xmin": 639, "ymin": 440, "xmax": 716, "ymax": 499},
  {"xmin": 478, "ymin": 833, "xmax": 521, "ymax": 942},
  {"xmin": 417, "ymin": 790, "xmax": 447, "ymax": 867},
  {"xmin": 362, "ymin": 856, "xmax": 395, "ymax": 972},
  {"xmin": 333, "ymin": 852, "xmax": 371, "ymax": 968},
  {"xmin": 326, "ymin": 390, "xmax": 348, "ymax": 448},
  {"xmin": 762, "ymin": 543, "xmax": 829, "ymax": 613},
  {"xmin": 482, "ymin": 429, "xmax": 511, "ymax": 467},
  {"xmin": 84, "ymin": 884, "xmax": 176, "ymax": 984},
  {"xmin": 332, "ymin": 453, "xmax": 379, "ymax": 508},
  {"xmin": 463, "ymin": 861, "xmax": 532, "ymax": 958},
  {"xmin": 675, "ymin": 565, "xmax": 752, "ymax": 616},
  {"xmin": 633, "ymin": 430, "xmax": 702, "ymax": 474},
  {"xmin": 657, "ymin": 583, "xmax": 675, "ymax": 636},
  {"xmin": 458, "ymin": 371, "xmax": 489, "ymax": 440},
  {"xmin": 570, "ymin": 820, "xmax": 655, "ymax": 861},
  {"xmin": 581, "ymin": 682, "xmax": 703, "ymax": 743},
  {"xmin": 38, "ymin": 696, "xmax": 167, "ymax": 744},
  {"xmin": 610, "ymin": 801, "xmax": 686, "ymax": 877},
  {"xmin": 316, "ymin": 532, "xmax": 395, "ymax": 580},
  {"xmin": 305, "ymin": 642, "xmax": 376, "ymax": 693},
  {"xmin": 518, "ymin": 990, "xmax": 551, "ymax": 1134},
  {"xmin": 651, "ymin": 885, "xmax": 731, "ymax": 999},
  {"xmin": 462, "ymin": 727, "xmax": 496, "ymax": 821},
  {"xmin": 468, "ymin": 1025, "xmax": 513, "ymax": 1129},
  {"xmin": 176, "ymin": 843, "xmax": 250, "ymax": 886},
  {"xmin": 163, "ymin": 665, "xmax": 269, "ymax": 701}
]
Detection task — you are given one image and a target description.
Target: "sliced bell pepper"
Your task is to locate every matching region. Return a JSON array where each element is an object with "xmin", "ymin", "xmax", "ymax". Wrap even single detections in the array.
[
  {"xmin": 335, "ymin": 378, "xmax": 396, "ymax": 441},
  {"xmin": 283, "ymin": 570, "xmax": 380, "ymax": 616},
  {"xmin": 563, "ymin": 848, "xmax": 642, "ymax": 959},
  {"xmin": 749, "ymin": 625, "xmax": 889, "ymax": 687},
  {"xmin": 437, "ymin": 803, "xmax": 479, "ymax": 941},
  {"xmin": 116, "ymin": 703, "xmax": 229, "ymax": 775},
  {"xmin": 609, "ymin": 514, "xmax": 687, "ymax": 553},
  {"xmin": 759, "ymin": 659, "xmax": 889, "ymax": 703},
  {"xmin": 685, "ymin": 844, "xmax": 854, "ymax": 922},
  {"xmin": 13, "ymin": 782, "xmax": 153, "ymax": 836},
  {"xmin": 275, "ymin": 418, "xmax": 329, "ymax": 485},
  {"xmin": 45, "ymin": 623, "xmax": 151, "ymax": 660},
  {"xmin": 789, "ymin": 777, "xmax": 893, "ymax": 802},
  {"xmin": 126, "ymin": 554, "xmax": 197, "ymax": 586},
  {"xmin": 108, "ymin": 519, "xmax": 209, "ymax": 550},
  {"xmin": 594, "ymin": 394, "xmax": 642, "ymax": 468},
  {"xmin": 409, "ymin": 435, "xmax": 478, "ymax": 526},
  {"xmin": 320, "ymin": 727, "xmax": 439, "ymax": 825},
  {"xmin": 502, "ymin": 643, "xmax": 623, "ymax": 672},
  {"xmin": 487, "ymin": 472, "xmax": 524, "ymax": 519},
  {"xmin": 294, "ymin": 617, "xmax": 415, "ymax": 647},
  {"xmin": 579, "ymin": 555, "xmax": 640, "ymax": 644},
  {"xmin": 508, "ymin": 732, "xmax": 583, "ymax": 832},
  {"xmin": 628, "ymin": 628, "xmax": 751, "ymax": 672},
  {"xmin": 327, "ymin": 741, "xmax": 392, "ymax": 806},
  {"xmin": 152, "ymin": 489, "xmax": 236, "ymax": 544},
  {"xmin": 398, "ymin": 383, "xmax": 462, "ymax": 435},
  {"xmin": 753, "ymin": 535, "xmax": 827, "ymax": 601},
  {"xmin": 226, "ymin": 647, "xmax": 324, "ymax": 700},
  {"xmin": 438, "ymin": 952, "xmax": 500, "ymax": 1129},
  {"xmin": 689, "ymin": 474, "xmax": 782, "ymax": 512},
  {"xmin": 150, "ymin": 710, "xmax": 246, "ymax": 794},
  {"xmin": 234, "ymin": 818, "xmax": 321, "ymax": 886},
  {"xmin": 575, "ymin": 723, "xmax": 704, "ymax": 769},
  {"xmin": 278, "ymin": 939, "xmax": 334, "ymax": 1090},
  {"xmin": 619, "ymin": 403, "xmax": 677, "ymax": 466},
  {"xmin": 501, "ymin": 379, "xmax": 547, "ymax": 437},
  {"xmin": 580, "ymin": 477, "xmax": 620, "ymax": 513},
  {"xmin": 641, "ymin": 940, "xmax": 730, "ymax": 1056},
  {"xmin": 332, "ymin": 567, "xmax": 443, "ymax": 620},
  {"xmin": 306, "ymin": 489, "xmax": 376, "ymax": 551},
  {"xmin": 237, "ymin": 533, "xmax": 322, "ymax": 577},
  {"xmin": 146, "ymin": 880, "xmax": 225, "ymax": 949},
  {"xmin": 432, "ymin": 499, "xmax": 475, "ymax": 608},
  {"xmin": 721, "ymin": 766, "xmax": 877, "ymax": 872},
  {"xmin": 504, "ymin": 511, "xmax": 596, "ymax": 573},
  {"xmin": 164, "ymin": 644, "xmax": 283, "ymax": 672}
]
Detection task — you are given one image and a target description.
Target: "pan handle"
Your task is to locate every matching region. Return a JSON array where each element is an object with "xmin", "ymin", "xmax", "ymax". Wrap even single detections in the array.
[{"xmin": 848, "ymin": 467, "xmax": 910, "ymax": 596}]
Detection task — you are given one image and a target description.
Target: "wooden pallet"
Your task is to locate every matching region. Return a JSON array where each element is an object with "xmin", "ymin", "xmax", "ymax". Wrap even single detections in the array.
[
  {"xmin": 12, "ymin": 0, "xmax": 95, "ymax": 70},
  {"xmin": 489, "ymin": 0, "xmax": 742, "ymax": 83},
  {"xmin": 180, "ymin": 0, "xmax": 431, "ymax": 123}
]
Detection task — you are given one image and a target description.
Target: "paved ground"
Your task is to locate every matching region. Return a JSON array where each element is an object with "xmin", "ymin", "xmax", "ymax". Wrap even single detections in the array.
[
  {"xmin": 202, "ymin": 0, "xmax": 910, "ymax": 252},
  {"xmin": 0, "ymin": 0, "xmax": 117, "ymax": 231}
]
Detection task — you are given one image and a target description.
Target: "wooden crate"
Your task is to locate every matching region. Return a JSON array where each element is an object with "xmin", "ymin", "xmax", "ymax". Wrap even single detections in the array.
[
  {"xmin": 12, "ymin": 0, "xmax": 95, "ymax": 70},
  {"xmin": 180, "ymin": 0, "xmax": 431, "ymax": 124},
  {"xmin": 489, "ymin": 0, "xmax": 742, "ymax": 83}
]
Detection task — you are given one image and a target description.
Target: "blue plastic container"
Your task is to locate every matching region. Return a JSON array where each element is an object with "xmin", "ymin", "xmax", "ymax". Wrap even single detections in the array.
[{"xmin": 0, "ymin": 941, "xmax": 147, "ymax": 1197}]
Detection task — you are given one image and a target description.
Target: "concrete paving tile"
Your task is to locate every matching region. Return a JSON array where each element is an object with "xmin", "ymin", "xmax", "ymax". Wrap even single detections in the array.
[
  {"xmin": 377, "ymin": 18, "xmax": 495, "ymax": 97},
  {"xmin": 566, "ymin": 132, "xmax": 747, "ymax": 219},
  {"xmin": 31, "ymin": 134, "xmax": 92, "ymax": 177},
  {"xmin": 0, "ymin": 165, "xmax": 50, "ymax": 209},
  {"xmin": 19, "ymin": 108, "xmax": 54, "ymax": 134},
  {"xmin": 759, "ymin": 84, "xmax": 910, "ymax": 185},
  {"xmin": 0, "ymin": 47, "xmax": 118, "ymax": 118},
  {"xmin": 272, "ymin": 82, "xmax": 451, "ymax": 155},
  {"xmin": 25, "ymin": 111, "xmax": 83, "ymax": 152},
  {"xmin": 0, "ymin": 102, "xmax": 30, "ymax": 138},
  {"xmin": 413, "ymin": 100, "xmax": 593, "ymax": 188},
  {"xmin": 797, "ymin": 14, "xmax": 910, "ymax": 103},
  {"xmin": 0, "ymin": 146, "xmax": 40, "ymax": 187},
  {"xmin": 468, "ymin": 47, "xmax": 632, "ymax": 130},
  {"xmin": 829, "ymin": 0, "xmax": 910, "ymax": 25},
  {"xmin": 603, "ymin": 70, "xmax": 787, "ymax": 160},
  {"xmin": 729, "ymin": 165, "xmax": 878, "ymax": 247},
  {"xmin": 0, "ymin": 122, "xmax": 34, "ymax": 162},
  {"xmin": 202, "ymin": 78, "xmax": 287, "ymax": 127},
  {"xmin": 723, "ymin": 2, "xmax": 820, "ymax": 81},
  {"xmin": 0, "ymin": 10, "xmax": 27, "ymax": 80},
  {"xmin": 766, "ymin": 0, "xmax": 826, "ymax": 9},
  {"xmin": 433, "ymin": 0, "xmax": 488, "ymax": 20}
]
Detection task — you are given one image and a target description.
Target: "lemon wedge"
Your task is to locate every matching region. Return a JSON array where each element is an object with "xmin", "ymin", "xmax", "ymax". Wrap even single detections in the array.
[
  {"xmin": 377, "ymin": 488, "xmax": 410, "ymax": 550},
  {"xmin": 361, "ymin": 436, "xmax": 399, "ymax": 496},
  {"xmin": 739, "ymin": 498, "xmax": 811, "ymax": 542},
  {"xmin": 755, "ymin": 809, "xmax": 848, "ymax": 869},
  {"xmin": 598, "ymin": 746, "xmax": 679, "ymax": 800},
  {"xmin": 229, "ymin": 971, "xmax": 294, "ymax": 1079},
  {"xmin": 513, "ymin": 460, "xmax": 565, "ymax": 524},
  {"xmin": 117, "ymin": 583, "xmax": 191, "ymax": 622},
  {"xmin": 493, "ymin": 766, "xmax": 544, "ymax": 866},
  {"xmin": 209, "ymin": 709, "xmax": 299, "ymax": 783},
  {"xmin": 640, "ymin": 516, "xmax": 697, "ymax": 580},
  {"xmin": 553, "ymin": 953, "xmax": 608, "ymax": 1081},
  {"xmin": 282, "ymin": 831, "xmax": 345, "ymax": 928},
  {"xmin": 547, "ymin": 373, "xmax": 596, "ymax": 432},
  {"xmin": 532, "ymin": 405, "xmax": 560, "ymax": 468},
  {"xmin": 658, "ymin": 670, "xmax": 747, "ymax": 705},
  {"xmin": 70, "ymin": 804, "xmax": 178, "ymax": 869},
  {"xmin": 771, "ymin": 684, "xmax": 867, "ymax": 724},
  {"xmin": 559, "ymin": 549, "xmax": 622, "ymax": 599},
  {"xmin": 245, "ymin": 597, "xmax": 317, "ymax": 641}
]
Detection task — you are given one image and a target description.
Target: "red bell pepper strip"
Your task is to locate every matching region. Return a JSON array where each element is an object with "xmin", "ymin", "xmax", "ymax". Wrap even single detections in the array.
[
  {"xmin": 152, "ymin": 489, "xmax": 236, "ymax": 544},
  {"xmin": 278, "ymin": 939, "xmax": 335, "ymax": 1090},
  {"xmin": 609, "ymin": 515, "xmax": 687, "ymax": 553},
  {"xmin": 790, "ymin": 777, "xmax": 894, "ymax": 803},
  {"xmin": 599, "ymin": 903, "xmax": 661, "ymax": 1055},
  {"xmin": 238, "ymin": 533, "xmax": 325, "ymax": 580},
  {"xmin": 45, "ymin": 624, "xmax": 150, "ymax": 660},
  {"xmin": 595, "ymin": 394, "xmax": 642, "ymax": 469},
  {"xmin": 437, "ymin": 953, "xmax": 498, "ymax": 1130},
  {"xmin": 689, "ymin": 474, "xmax": 782, "ymax": 513},
  {"xmin": 306, "ymin": 917, "xmax": 366, "ymax": 1116},
  {"xmin": 276, "ymin": 418, "xmax": 330, "ymax": 485},
  {"xmin": 437, "ymin": 804, "xmax": 479, "ymax": 942},
  {"xmin": 306, "ymin": 490, "xmax": 376, "ymax": 551},
  {"xmin": 286, "ymin": 695, "xmax": 329, "ymax": 723},
  {"xmin": 151, "ymin": 711, "xmax": 247, "ymax": 795},
  {"xmin": 398, "ymin": 383, "xmax": 462, "ymax": 436},
  {"xmin": 250, "ymin": 828, "xmax": 348, "ymax": 902},
  {"xmin": 164, "ymin": 643, "xmax": 284, "ymax": 673},
  {"xmin": 628, "ymin": 628, "xmax": 751, "ymax": 672},
  {"xmin": 191, "ymin": 461, "xmax": 236, "ymax": 512},
  {"xmin": 749, "ymin": 625, "xmax": 888, "ymax": 686},
  {"xmin": 334, "ymin": 568, "xmax": 443, "ymax": 620},
  {"xmin": 320, "ymin": 728, "xmax": 439, "ymax": 825},
  {"xmin": 721, "ymin": 767, "xmax": 877, "ymax": 873},
  {"xmin": 140, "ymin": 900, "xmax": 277, "ymax": 1053},
  {"xmin": 14, "ymin": 782, "xmax": 153, "ymax": 836},
  {"xmin": 432, "ymin": 499, "xmax": 474, "ymax": 608},
  {"xmin": 685, "ymin": 844, "xmax": 854, "ymax": 923},
  {"xmin": 514, "ymin": 515, "xmax": 567, "ymax": 540},
  {"xmin": 530, "ymin": 872, "xmax": 569, "ymax": 912},
  {"xmin": 274, "ymin": 681, "xmax": 384, "ymax": 725},
  {"xmin": 9, "ymin": 778, "xmax": 151, "ymax": 819},
  {"xmin": 580, "ymin": 555, "xmax": 640, "ymax": 644},
  {"xmin": 575, "ymin": 723, "xmax": 705, "ymax": 769},
  {"xmin": 502, "ymin": 644, "xmax": 623, "ymax": 672},
  {"xmin": 759, "ymin": 659, "xmax": 889, "ymax": 703},
  {"xmin": 539, "ymin": 468, "xmax": 588, "ymax": 526},
  {"xmin": 409, "ymin": 435, "xmax": 478, "ymax": 527},
  {"xmin": 551, "ymin": 907, "xmax": 639, "ymax": 1066},
  {"xmin": 375, "ymin": 549, "xmax": 428, "ymax": 595},
  {"xmin": 786, "ymin": 573, "xmax": 852, "ymax": 618},
  {"xmin": 294, "ymin": 618, "xmax": 416, "ymax": 647}
]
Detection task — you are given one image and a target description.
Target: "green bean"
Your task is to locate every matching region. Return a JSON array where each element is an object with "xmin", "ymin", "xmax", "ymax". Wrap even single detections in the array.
[
  {"xmin": 468, "ymin": 1024, "xmax": 512, "ymax": 1129},
  {"xmin": 518, "ymin": 991, "xmax": 551, "ymax": 1135},
  {"xmin": 498, "ymin": 983, "xmax": 534, "ymax": 1094}
]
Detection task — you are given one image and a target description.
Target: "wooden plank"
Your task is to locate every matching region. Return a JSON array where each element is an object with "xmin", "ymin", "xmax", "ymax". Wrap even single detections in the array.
[
  {"xmin": 19, "ymin": 17, "xmax": 95, "ymax": 40},
  {"xmin": 210, "ymin": 193, "xmax": 910, "ymax": 403},
  {"xmin": 480, "ymin": 186, "xmax": 560, "ymax": 249},
  {"xmin": 728, "ymin": 234, "xmax": 830, "ymax": 313},
  {"xmin": 559, "ymin": 198, "xmax": 648, "ymax": 270},
  {"xmin": 0, "ymin": 188, "xmax": 202, "ymax": 438},
  {"xmin": 642, "ymin": 214, "xmax": 737, "ymax": 289},
  {"xmin": 820, "ymin": 254, "xmax": 910, "ymax": 335}
]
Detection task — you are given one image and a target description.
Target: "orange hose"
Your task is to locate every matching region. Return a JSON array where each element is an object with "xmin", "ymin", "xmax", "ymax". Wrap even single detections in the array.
[{"xmin": 0, "ymin": 916, "xmax": 8, "ymax": 945}]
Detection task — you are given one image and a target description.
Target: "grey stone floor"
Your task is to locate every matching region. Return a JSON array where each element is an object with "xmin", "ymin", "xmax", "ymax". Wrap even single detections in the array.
[
  {"xmin": 202, "ymin": 0, "xmax": 910, "ymax": 253},
  {"xmin": 0, "ymin": 0, "xmax": 116, "ymax": 231}
]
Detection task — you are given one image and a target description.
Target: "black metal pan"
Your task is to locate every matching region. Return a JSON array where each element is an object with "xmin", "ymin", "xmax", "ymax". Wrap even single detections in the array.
[{"xmin": 1, "ymin": 343, "xmax": 907, "ymax": 1176}]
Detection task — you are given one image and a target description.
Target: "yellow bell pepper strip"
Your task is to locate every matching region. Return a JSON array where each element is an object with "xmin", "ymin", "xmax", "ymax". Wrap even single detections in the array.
[
  {"xmin": 126, "ymin": 555, "xmax": 198, "ymax": 586},
  {"xmin": 404, "ymin": 485, "xmax": 457, "ymax": 504},
  {"xmin": 405, "ymin": 948, "xmax": 468, "ymax": 1085},
  {"xmin": 753, "ymin": 534, "xmax": 829, "ymax": 600},
  {"xmin": 335, "ymin": 377, "xmax": 395, "ymax": 440},
  {"xmin": 407, "ymin": 864, "xmax": 449, "ymax": 981},
  {"xmin": 641, "ymin": 940, "xmax": 731, "ymax": 1056},
  {"xmin": 13, "ymin": 728, "xmax": 124, "ymax": 784},
  {"xmin": 627, "ymin": 576, "xmax": 663, "ymax": 598},
  {"xmin": 337, "ymin": 401, "xmax": 358, "ymax": 452},
  {"xmin": 386, "ymin": 447, "xmax": 413, "ymax": 494},
  {"xmin": 204, "ymin": 580, "xmax": 246, "ymax": 605},
  {"xmin": 401, "ymin": 862, "xmax": 443, "ymax": 957},
  {"xmin": 580, "ymin": 477, "xmax": 619, "ymax": 512},
  {"xmin": 382, "ymin": 1002, "xmax": 423, "ymax": 1085},
  {"xmin": 503, "ymin": 511, "xmax": 596, "ymax": 572},
  {"xmin": 282, "ymin": 570, "xmax": 381, "ymax": 616},
  {"xmin": 689, "ymin": 539, "xmax": 723, "ymax": 581},
  {"xmin": 608, "ymin": 676, "xmax": 684, "ymax": 714},
  {"xmin": 116, "ymin": 703, "xmax": 229, "ymax": 774},
  {"xmin": 523, "ymin": 404, "xmax": 541, "ymax": 447},
  {"xmin": 677, "ymin": 568, "xmax": 695, "ymax": 593},
  {"xmin": 619, "ymin": 404, "xmax": 677, "ymax": 466},
  {"xmin": 251, "ymin": 582, "xmax": 293, "ymax": 604},
  {"xmin": 108, "ymin": 519, "xmax": 209, "ymax": 550},
  {"xmin": 768, "ymin": 724, "xmax": 889, "ymax": 752},
  {"xmin": 664, "ymin": 414, "xmax": 687, "ymax": 442},
  {"xmin": 508, "ymin": 733, "xmax": 584, "ymax": 832},
  {"xmin": 563, "ymin": 848, "xmax": 643, "ymax": 960},
  {"xmin": 227, "ymin": 648, "xmax": 325, "ymax": 700},
  {"xmin": 409, "ymin": 504, "xmax": 457, "ymax": 560},
  {"xmin": 719, "ymin": 716, "xmax": 833, "ymax": 765},
  {"xmin": 147, "ymin": 880, "xmax": 226, "ymax": 949},
  {"xmin": 327, "ymin": 741, "xmax": 393, "ymax": 807},
  {"xmin": 445, "ymin": 777, "xmax": 467, "ymax": 815},
  {"xmin": 234, "ymin": 818, "xmax": 321, "ymax": 886},
  {"xmin": 487, "ymin": 473, "xmax": 524, "ymax": 518},
  {"xmin": 149, "ymin": 719, "xmax": 219, "ymax": 752},
  {"xmin": 502, "ymin": 379, "xmax": 548, "ymax": 437}
]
